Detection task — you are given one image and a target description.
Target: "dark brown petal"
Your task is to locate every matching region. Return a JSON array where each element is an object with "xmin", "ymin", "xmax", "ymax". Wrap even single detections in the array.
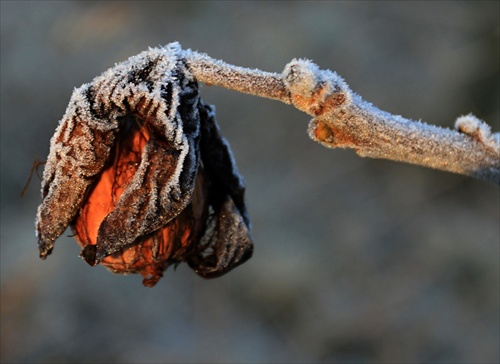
[
  {"xmin": 198, "ymin": 101, "xmax": 250, "ymax": 229},
  {"xmin": 188, "ymin": 196, "xmax": 253, "ymax": 279},
  {"xmin": 187, "ymin": 100, "xmax": 254, "ymax": 278},
  {"xmin": 36, "ymin": 87, "xmax": 118, "ymax": 259}
]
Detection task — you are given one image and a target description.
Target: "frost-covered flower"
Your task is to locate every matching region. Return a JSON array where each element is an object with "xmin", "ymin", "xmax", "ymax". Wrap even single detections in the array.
[{"xmin": 36, "ymin": 43, "xmax": 253, "ymax": 286}]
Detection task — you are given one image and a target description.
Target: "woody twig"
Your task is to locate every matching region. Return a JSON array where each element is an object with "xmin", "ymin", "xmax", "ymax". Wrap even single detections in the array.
[{"xmin": 184, "ymin": 49, "xmax": 500, "ymax": 185}]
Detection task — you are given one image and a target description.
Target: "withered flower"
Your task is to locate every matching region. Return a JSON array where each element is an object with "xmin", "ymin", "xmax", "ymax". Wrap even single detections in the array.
[{"xmin": 36, "ymin": 43, "xmax": 253, "ymax": 286}]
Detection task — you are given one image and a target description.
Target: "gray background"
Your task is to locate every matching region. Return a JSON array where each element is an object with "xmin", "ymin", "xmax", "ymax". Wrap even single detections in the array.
[{"xmin": 1, "ymin": 1, "xmax": 499, "ymax": 363}]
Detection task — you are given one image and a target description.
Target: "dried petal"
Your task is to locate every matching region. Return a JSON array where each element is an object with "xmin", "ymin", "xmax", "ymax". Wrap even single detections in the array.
[
  {"xmin": 36, "ymin": 43, "xmax": 253, "ymax": 286},
  {"xmin": 36, "ymin": 84, "xmax": 118, "ymax": 259},
  {"xmin": 36, "ymin": 43, "xmax": 199, "ymax": 260},
  {"xmin": 74, "ymin": 117, "xmax": 208, "ymax": 286},
  {"xmin": 187, "ymin": 101, "xmax": 253, "ymax": 278}
]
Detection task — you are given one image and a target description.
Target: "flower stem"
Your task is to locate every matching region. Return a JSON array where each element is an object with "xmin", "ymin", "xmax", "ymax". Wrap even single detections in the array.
[{"xmin": 184, "ymin": 49, "xmax": 500, "ymax": 185}]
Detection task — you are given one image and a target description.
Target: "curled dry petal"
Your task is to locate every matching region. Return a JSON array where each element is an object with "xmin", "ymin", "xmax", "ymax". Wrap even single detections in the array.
[
  {"xmin": 36, "ymin": 43, "xmax": 253, "ymax": 286},
  {"xmin": 188, "ymin": 102, "xmax": 253, "ymax": 278}
]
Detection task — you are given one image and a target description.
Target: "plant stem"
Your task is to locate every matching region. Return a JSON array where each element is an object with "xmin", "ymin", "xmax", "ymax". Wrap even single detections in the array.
[
  {"xmin": 184, "ymin": 50, "xmax": 500, "ymax": 184},
  {"xmin": 184, "ymin": 50, "xmax": 292, "ymax": 104}
]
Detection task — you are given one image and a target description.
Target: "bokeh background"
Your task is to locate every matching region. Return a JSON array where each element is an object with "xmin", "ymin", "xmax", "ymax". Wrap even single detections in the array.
[{"xmin": 1, "ymin": 1, "xmax": 499, "ymax": 363}]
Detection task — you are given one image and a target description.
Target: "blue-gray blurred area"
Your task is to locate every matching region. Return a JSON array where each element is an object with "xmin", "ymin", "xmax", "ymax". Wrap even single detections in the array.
[{"xmin": 1, "ymin": 1, "xmax": 499, "ymax": 363}]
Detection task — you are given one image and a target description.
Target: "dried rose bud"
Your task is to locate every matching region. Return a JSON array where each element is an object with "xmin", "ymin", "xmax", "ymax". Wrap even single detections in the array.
[{"xmin": 36, "ymin": 43, "xmax": 253, "ymax": 286}]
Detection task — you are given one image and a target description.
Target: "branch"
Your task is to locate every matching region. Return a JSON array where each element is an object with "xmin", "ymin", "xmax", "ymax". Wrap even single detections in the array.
[
  {"xmin": 184, "ymin": 49, "xmax": 500, "ymax": 185},
  {"xmin": 184, "ymin": 50, "xmax": 293, "ymax": 104}
]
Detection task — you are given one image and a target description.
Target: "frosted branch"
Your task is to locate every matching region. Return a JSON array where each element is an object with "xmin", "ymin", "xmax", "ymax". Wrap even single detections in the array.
[
  {"xmin": 184, "ymin": 50, "xmax": 500, "ymax": 185},
  {"xmin": 184, "ymin": 50, "xmax": 292, "ymax": 104}
]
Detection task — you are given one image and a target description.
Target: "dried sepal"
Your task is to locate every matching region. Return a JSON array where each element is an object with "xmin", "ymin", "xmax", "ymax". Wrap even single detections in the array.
[{"xmin": 36, "ymin": 42, "xmax": 253, "ymax": 286}]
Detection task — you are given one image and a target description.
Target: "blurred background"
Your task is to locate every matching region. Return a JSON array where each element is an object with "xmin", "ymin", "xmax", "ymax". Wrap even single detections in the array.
[{"xmin": 1, "ymin": 1, "xmax": 499, "ymax": 363}]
